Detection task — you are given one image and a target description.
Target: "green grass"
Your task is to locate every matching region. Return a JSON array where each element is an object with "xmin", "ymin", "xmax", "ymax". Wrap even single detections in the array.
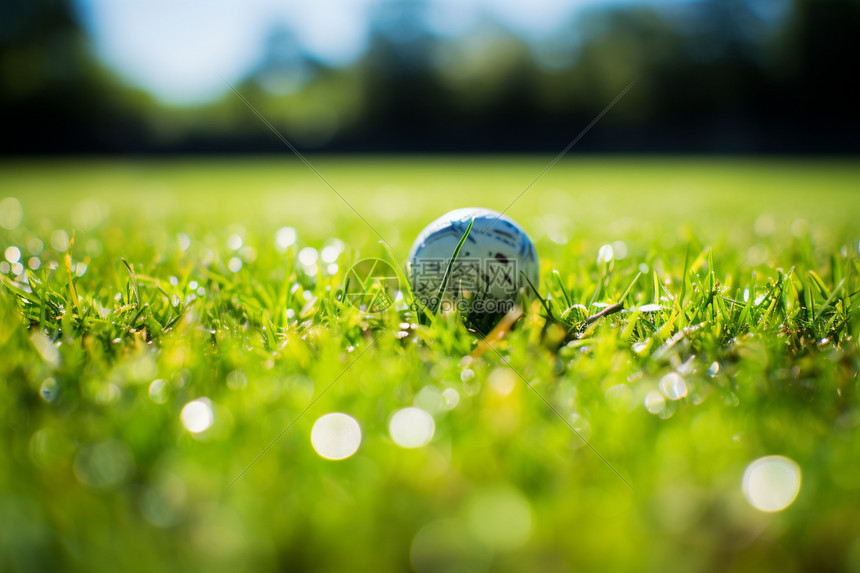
[{"xmin": 1, "ymin": 157, "xmax": 860, "ymax": 573}]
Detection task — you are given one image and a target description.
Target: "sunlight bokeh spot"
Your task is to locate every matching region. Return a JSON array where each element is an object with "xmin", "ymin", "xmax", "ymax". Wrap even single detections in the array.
[
  {"xmin": 311, "ymin": 413, "xmax": 361, "ymax": 460},
  {"xmin": 466, "ymin": 484, "xmax": 533, "ymax": 549},
  {"xmin": 27, "ymin": 237, "xmax": 44, "ymax": 255},
  {"xmin": 605, "ymin": 384, "xmax": 635, "ymax": 412},
  {"xmin": 411, "ymin": 519, "xmax": 491, "ymax": 573},
  {"xmin": 743, "ymin": 455, "xmax": 801, "ymax": 512},
  {"xmin": 568, "ymin": 413, "xmax": 592, "ymax": 447},
  {"xmin": 320, "ymin": 244, "xmax": 342, "ymax": 263},
  {"xmin": 50, "ymin": 229, "xmax": 70, "ymax": 252},
  {"xmin": 140, "ymin": 474, "xmax": 187, "ymax": 528},
  {"xmin": 644, "ymin": 390, "xmax": 666, "ymax": 414},
  {"xmin": 0, "ymin": 197, "xmax": 23, "ymax": 229},
  {"xmin": 389, "ymin": 407, "xmax": 435, "ymax": 449},
  {"xmin": 5, "ymin": 246, "xmax": 21, "ymax": 264},
  {"xmin": 149, "ymin": 379, "xmax": 169, "ymax": 404},
  {"xmin": 597, "ymin": 244, "xmax": 614, "ymax": 264},
  {"xmin": 488, "ymin": 368, "xmax": 517, "ymax": 396},
  {"xmin": 612, "ymin": 240, "xmax": 628, "ymax": 259},
  {"xmin": 74, "ymin": 440, "xmax": 132, "ymax": 488},
  {"xmin": 414, "ymin": 385, "xmax": 444, "ymax": 414},
  {"xmin": 298, "ymin": 247, "xmax": 318, "ymax": 266},
  {"xmin": 227, "ymin": 234, "xmax": 243, "ymax": 250},
  {"xmin": 275, "ymin": 226, "xmax": 297, "ymax": 251},
  {"xmin": 181, "ymin": 398, "xmax": 214, "ymax": 433},
  {"xmin": 441, "ymin": 388, "xmax": 460, "ymax": 410}
]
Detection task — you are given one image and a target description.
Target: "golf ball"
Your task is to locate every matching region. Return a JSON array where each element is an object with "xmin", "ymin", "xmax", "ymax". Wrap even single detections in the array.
[{"xmin": 407, "ymin": 207, "xmax": 539, "ymax": 315}]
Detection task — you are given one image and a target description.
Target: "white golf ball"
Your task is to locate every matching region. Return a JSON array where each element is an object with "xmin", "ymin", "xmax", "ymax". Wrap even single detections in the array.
[{"xmin": 407, "ymin": 207, "xmax": 539, "ymax": 315}]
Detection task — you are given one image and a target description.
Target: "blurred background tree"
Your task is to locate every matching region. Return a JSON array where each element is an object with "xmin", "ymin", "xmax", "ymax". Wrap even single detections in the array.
[{"xmin": 1, "ymin": 0, "xmax": 858, "ymax": 154}]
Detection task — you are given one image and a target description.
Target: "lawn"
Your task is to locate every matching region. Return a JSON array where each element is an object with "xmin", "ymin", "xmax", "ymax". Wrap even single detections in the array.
[{"xmin": 1, "ymin": 157, "xmax": 859, "ymax": 573}]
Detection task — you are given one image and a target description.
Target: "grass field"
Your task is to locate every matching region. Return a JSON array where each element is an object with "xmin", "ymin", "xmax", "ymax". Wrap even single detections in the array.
[{"xmin": 1, "ymin": 157, "xmax": 860, "ymax": 573}]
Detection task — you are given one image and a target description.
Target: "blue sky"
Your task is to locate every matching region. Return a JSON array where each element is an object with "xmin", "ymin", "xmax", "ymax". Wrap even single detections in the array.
[
  {"xmin": 73, "ymin": 0, "xmax": 787, "ymax": 105},
  {"xmin": 73, "ymin": 0, "xmax": 642, "ymax": 105}
]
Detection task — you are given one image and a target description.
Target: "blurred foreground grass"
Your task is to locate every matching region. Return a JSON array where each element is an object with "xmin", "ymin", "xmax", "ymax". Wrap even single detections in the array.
[{"xmin": 1, "ymin": 157, "xmax": 860, "ymax": 573}]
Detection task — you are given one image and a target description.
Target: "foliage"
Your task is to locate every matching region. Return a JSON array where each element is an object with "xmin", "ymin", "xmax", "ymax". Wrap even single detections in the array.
[{"xmin": 1, "ymin": 157, "xmax": 859, "ymax": 572}]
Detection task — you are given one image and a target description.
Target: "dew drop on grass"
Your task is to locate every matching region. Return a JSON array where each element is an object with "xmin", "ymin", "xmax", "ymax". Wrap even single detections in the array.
[
  {"xmin": 659, "ymin": 373, "xmax": 687, "ymax": 400},
  {"xmin": 460, "ymin": 369, "xmax": 475, "ymax": 382},
  {"xmin": 40, "ymin": 377, "xmax": 60, "ymax": 402},
  {"xmin": 597, "ymin": 244, "xmax": 614, "ymax": 264},
  {"xmin": 644, "ymin": 391, "xmax": 666, "ymax": 414}
]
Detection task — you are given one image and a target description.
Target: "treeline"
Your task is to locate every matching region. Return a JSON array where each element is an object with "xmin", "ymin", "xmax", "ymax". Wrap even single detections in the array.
[{"xmin": 1, "ymin": 0, "xmax": 859, "ymax": 154}]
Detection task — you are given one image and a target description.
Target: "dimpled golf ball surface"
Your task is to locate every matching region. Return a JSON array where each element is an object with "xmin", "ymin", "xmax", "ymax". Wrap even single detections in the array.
[{"xmin": 407, "ymin": 207, "xmax": 539, "ymax": 311}]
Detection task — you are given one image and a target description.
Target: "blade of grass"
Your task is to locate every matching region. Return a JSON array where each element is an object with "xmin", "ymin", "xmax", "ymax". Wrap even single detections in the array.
[
  {"xmin": 521, "ymin": 270, "xmax": 554, "ymax": 320},
  {"xmin": 430, "ymin": 217, "xmax": 474, "ymax": 315},
  {"xmin": 121, "ymin": 257, "xmax": 140, "ymax": 307}
]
